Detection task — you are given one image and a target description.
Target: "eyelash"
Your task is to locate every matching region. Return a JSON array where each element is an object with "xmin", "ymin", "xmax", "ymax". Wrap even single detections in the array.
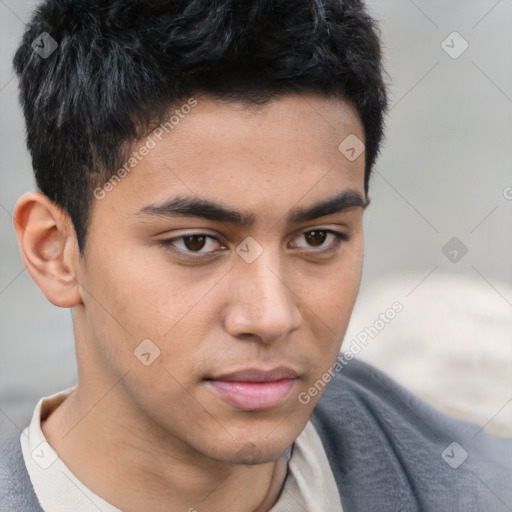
[{"xmin": 159, "ymin": 229, "xmax": 349, "ymax": 259}]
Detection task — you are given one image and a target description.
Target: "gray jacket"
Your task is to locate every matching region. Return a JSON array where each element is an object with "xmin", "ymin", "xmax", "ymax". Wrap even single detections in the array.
[{"xmin": 1, "ymin": 358, "xmax": 511, "ymax": 511}]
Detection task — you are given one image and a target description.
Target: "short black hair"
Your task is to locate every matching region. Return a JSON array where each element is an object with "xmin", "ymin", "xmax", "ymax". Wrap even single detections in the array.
[{"xmin": 13, "ymin": 0, "xmax": 388, "ymax": 256}]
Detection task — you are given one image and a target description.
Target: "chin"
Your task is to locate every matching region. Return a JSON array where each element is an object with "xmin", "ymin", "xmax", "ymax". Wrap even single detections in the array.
[
  {"xmin": 221, "ymin": 411, "xmax": 310, "ymax": 464},
  {"xmin": 208, "ymin": 432, "xmax": 295, "ymax": 466}
]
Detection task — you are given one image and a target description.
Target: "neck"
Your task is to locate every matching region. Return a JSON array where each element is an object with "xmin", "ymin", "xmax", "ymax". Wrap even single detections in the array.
[{"xmin": 41, "ymin": 383, "xmax": 290, "ymax": 512}]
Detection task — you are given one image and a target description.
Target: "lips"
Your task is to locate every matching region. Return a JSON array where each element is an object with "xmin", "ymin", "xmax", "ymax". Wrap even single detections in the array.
[
  {"xmin": 206, "ymin": 366, "xmax": 298, "ymax": 411},
  {"xmin": 210, "ymin": 367, "xmax": 298, "ymax": 382}
]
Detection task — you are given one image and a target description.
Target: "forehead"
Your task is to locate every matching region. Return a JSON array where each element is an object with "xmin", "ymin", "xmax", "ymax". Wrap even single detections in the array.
[
  {"xmin": 89, "ymin": 93, "xmax": 365, "ymax": 230},
  {"xmin": 152, "ymin": 92, "xmax": 364, "ymax": 170}
]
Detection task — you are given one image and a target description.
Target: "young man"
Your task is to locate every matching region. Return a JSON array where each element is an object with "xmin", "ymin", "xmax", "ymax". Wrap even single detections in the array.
[{"xmin": 1, "ymin": 0, "xmax": 511, "ymax": 511}]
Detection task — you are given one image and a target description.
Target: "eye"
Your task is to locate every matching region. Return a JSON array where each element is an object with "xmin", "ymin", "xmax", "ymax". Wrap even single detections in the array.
[
  {"xmin": 159, "ymin": 233, "xmax": 225, "ymax": 257},
  {"xmin": 289, "ymin": 230, "xmax": 348, "ymax": 252}
]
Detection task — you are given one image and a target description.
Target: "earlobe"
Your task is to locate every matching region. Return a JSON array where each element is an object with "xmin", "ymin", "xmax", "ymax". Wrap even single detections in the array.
[{"xmin": 12, "ymin": 191, "xmax": 82, "ymax": 308}]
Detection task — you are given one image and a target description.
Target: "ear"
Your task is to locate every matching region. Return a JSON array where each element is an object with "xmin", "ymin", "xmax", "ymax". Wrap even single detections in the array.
[{"xmin": 13, "ymin": 191, "xmax": 82, "ymax": 308}]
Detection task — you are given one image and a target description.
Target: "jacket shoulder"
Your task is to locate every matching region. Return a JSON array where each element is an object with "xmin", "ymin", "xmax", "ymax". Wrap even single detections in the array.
[
  {"xmin": 0, "ymin": 424, "xmax": 43, "ymax": 512},
  {"xmin": 311, "ymin": 357, "xmax": 512, "ymax": 512}
]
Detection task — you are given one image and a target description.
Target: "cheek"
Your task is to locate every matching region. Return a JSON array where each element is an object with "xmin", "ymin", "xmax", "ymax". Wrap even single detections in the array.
[
  {"xmin": 84, "ymin": 245, "xmax": 183, "ymax": 334},
  {"xmin": 297, "ymin": 241, "xmax": 363, "ymax": 368},
  {"xmin": 80, "ymin": 248, "xmax": 220, "ymax": 380},
  {"xmin": 297, "ymin": 240, "xmax": 363, "ymax": 326}
]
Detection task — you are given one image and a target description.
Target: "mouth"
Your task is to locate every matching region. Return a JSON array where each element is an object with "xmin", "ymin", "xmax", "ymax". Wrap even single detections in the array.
[{"xmin": 205, "ymin": 366, "xmax": 299, "ymax": 411}]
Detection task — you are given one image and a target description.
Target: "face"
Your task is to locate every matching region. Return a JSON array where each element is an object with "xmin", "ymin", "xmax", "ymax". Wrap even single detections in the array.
[{"xmin": 75, "ymin": 93, "xmax": 366, "ymax": 464}]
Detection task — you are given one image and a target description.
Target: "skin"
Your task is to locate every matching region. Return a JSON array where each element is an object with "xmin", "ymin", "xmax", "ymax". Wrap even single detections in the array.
[{"xmin": 13, "ymin": 92, "xmax": 367, "ymax": 512}]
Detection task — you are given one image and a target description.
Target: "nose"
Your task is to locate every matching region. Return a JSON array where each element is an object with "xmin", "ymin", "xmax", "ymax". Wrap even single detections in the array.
[{"xmin": 222, "ymin": 251, "xmax": 302, "ymax": 344}]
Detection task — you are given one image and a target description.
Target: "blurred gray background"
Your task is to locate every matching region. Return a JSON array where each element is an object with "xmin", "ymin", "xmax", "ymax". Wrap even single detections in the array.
[{"xmin": 1, "ymin": 1, "xmax": 511, "ymax": 434}]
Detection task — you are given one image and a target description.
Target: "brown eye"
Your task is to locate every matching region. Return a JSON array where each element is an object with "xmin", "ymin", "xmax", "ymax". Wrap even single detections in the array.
[
  {"xmin": 290, "ymin": 229, "xmax": 349, "ymax": 252},
  {"xmin": 183, "ymin": 235, "xmax": 207, "ymax": 252},
  {"xmin": 305, "ymin": 230, "xmax": 328, "ymax": 247},
  {"xmin": 159, "ymin": 232, "xmax": 225, "ymax": 257}
]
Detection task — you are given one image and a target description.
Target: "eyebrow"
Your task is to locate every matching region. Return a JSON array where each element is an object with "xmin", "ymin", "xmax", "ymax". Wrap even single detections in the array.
[{"xmin": 135, "ymin": 189, "xmax": 368, "ymax": 227}]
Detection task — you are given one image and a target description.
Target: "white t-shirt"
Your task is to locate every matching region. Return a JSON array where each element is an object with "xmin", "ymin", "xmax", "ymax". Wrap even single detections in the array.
[{"xmin": 20, "ymin": 386, "xmax": 342, "ymax": 511}]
